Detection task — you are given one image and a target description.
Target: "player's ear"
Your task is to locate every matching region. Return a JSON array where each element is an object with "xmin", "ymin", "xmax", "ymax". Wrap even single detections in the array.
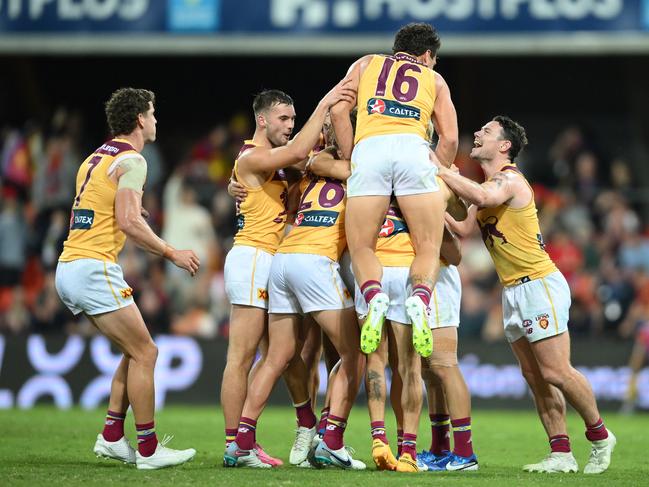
[
  {"xmin": 500, "ymin": 140, "xmax": 512, "ymax": 153},
  {"xmin": 136, "ymin": 112, "xmax": 146, "ymax": 129},
  {"xmin": 257, "ymin": 113, "xmax": 266, "ymax": 129}
]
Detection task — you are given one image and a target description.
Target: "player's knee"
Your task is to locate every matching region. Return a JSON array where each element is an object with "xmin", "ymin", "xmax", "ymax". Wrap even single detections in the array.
[
  {"xmin": 425, "ymin": 351, "xmax": 458, "ymax": 380},
  {"xmin": 540, "ymin": 366, "xmax": 570, "ymax": 389},
  {"xmin": 520, "ymin": 366, "xmax": 541, "ymax": 388},
  {"xmin": 133, "ymin": 340, "xmax": 157, "ymax": 368}
]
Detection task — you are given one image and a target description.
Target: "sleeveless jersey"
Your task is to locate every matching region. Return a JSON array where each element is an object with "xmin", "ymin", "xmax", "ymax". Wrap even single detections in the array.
[
  {"xmin": 355, "ymin": 53, "xmax": 437, "ymax": 144},
  {"xmin": 376, "ymin": 203, "xmax": 415, "ymax": 267},
  {"xmin": 233, "ymin": 140, "xmax": 288, "ymax": 254},
  {"xmin": 277, "ymin": 174, "xmax": 346, "ymax": 261},
  {"xmin": 476, "ymin": 164, "xmax": 557, "ymax": 286},
  {"xmin": 59, "ymin": 138, "xmax": 142, "ymax": 263}
]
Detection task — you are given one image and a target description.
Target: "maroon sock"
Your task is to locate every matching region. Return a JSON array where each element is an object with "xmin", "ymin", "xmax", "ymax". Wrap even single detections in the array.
[
  {"xmin": 361, "ymin": 280, "xmax": 382, "ymax": 305},
  {"xmin": 136, "ymin": 421, "xmax": 158, "ymax": 457},
  {"xmin": 430, "ymin": 414, "xmax": 450, "ymax": 455},
  {"xmin": 411, "ymin": 284, "xmax": 432, "ymax": 308},
  {"xmin": 550, "ymin": 434, "xmax": 571, "ymax": 453},
  {"xmin": 401, "ymin": 433, "xmax": 417, "ymax": 460},
  {"xmin": 451, "ymin": 417, "xmax": 474, "ymax": 458},
  {"xmin": 371, "ymin": 421, "xmax": 388, "ymax": 444},
  {"xmin": 225, "ymin": 428, "xmax": 238, "ymax": 447},
  {"xmin": 317, "ymin": 407, "xmax": 330, "ymax": 435},
  {"xmin": 585, "ymin": 418, "xmax": 608, "ymax": 441},
  {"xmin": 323, "ymin": 415, "xmax": 347, "ymax": 451},
  {"xmin": 295, "ymin": 400, "xmax": 317, "ymax": 429},
  {"xmin": 102, "ymin": 410, "xmax": 125, "ymax": 442},
  {"xmin": 234, "ymin": 417, "xmax": 257, "ymax": 451},
  {"xmin": 397, "ymin": 429, "xmax": 404, "ymax": 457}
]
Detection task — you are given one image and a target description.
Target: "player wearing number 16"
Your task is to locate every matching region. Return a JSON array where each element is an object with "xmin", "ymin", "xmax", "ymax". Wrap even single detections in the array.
[
  {"xmin": 331, "ymin": 23, "xmax": 459, "ymax": 359},
  {"xmin": 56, "ymin": 88, "xmax": 199, "ymax": 469}
]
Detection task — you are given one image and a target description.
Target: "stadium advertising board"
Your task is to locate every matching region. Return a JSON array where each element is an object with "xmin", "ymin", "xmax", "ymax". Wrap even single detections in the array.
[
  {"xmin": 0, "ymin": 334, "xmax": 646, "ymax": 410},
  {"xmin": 0, "ymin": 0, "xmax": 646, "ymax": 32},
  {"xmin": 0, "ymin": 1, "xmax": 648, "ymax": 54}
]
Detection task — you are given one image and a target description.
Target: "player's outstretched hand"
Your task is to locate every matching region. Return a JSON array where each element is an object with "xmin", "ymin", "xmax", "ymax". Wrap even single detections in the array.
[
  {"xmin": 170, "ymin": 249, "xmax": 200, "ymax": 276},
  {"xmin": 228, "ymin": 178, "xmax": 248, "ymax": 203},
  {"xmin": 321, "ymin": 79, "xmax": 356, "ymax": 108}
]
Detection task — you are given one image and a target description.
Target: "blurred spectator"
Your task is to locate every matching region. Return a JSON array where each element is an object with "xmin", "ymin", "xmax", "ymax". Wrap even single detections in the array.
[{"xmin": 0, "ymin": 188, "xmax": 27, "ymax": 287}]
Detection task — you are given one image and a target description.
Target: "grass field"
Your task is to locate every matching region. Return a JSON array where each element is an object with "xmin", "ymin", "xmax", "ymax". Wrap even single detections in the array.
[{"xmin": 1, "ymin": 406, "xmax": 647, "ymax": 486}]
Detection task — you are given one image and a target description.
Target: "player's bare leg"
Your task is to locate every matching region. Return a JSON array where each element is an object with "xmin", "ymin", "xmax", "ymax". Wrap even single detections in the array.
[
  {"xmin": 93, "ymin": 354, "xmax": 135, "ymax": 463},
  {"xmin": 310, "ymin": 308, "xmax": 366, "ymax": 469},
  {"xmin": 346, "ymin": 195, "xmax": 391, "ymax": 354},
  {"xmin": 89, "ymin": 304, "xmax": 195, "ymax": 469},
  {"xmin": 422, "ymin": 327, "xmax": 476, "ymax": 470},
  {"xmin": 390, "ymin": 322, "xmax": 424, "ymax": 472},
  {"xmin": 229, "ymin": 314, "xmax": 316, "ymax": 467},
  {"xmin": 421, "ymin": 370, "xmax": 451, "ymax": 461},
  {"xmin": 387, "ymin": 327, "xmax": 404, "ymax": 457},
  {"xmin": 365, "ymin": 328, "xmax": 397, "ymax": 470},
  {"xmin": 510, "ymin": 337, "xmax": 577, "ymax": 473},
  {"xmin": 221, "ymin": 305, "xmax": 267, "ymax": 438},
  {"xmin": 300, "ymin": 315, "xmax": 322, "ymax": 407},
  {"xmin": 621, "ymin": 341, "xmax": 646, "ymax": 414},
  {"xmin": 314, "ymin": 335, "xmax": 341, "ymax": 441},
  {"xmin": 531, "ymin": 332, "xmax": 615, "ymax": 474},
  {"xmin": 397, "ymin": 192, "xmax": 446, "ymax": 357}
]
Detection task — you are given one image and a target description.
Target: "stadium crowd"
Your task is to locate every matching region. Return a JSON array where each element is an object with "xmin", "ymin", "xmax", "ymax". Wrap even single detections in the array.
[{"xmin": 1, "ymin": 109, "xmax": 647, "ymax": 343}]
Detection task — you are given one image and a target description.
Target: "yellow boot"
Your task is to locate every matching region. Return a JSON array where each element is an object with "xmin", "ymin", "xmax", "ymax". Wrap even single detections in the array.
[
  {"xmin": 396, "ymin": 452, "xmax": 422, "ymax": 472},
  {"xmin": 371, "ymin": 439, "xmax": 398, "ymax": 471}
]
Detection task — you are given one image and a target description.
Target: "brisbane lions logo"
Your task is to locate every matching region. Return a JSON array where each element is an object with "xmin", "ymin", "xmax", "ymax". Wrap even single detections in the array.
[
  {"xmin": 295, "ymin": 212, "xmax": 304, "ymax": 226},
  {"xmin": 478, "ymin": 216, "xmax": 508, "ymax": 247},
  {"xmin": 369, "ymin": 98, "xmax": 386, "ymax": 114}
]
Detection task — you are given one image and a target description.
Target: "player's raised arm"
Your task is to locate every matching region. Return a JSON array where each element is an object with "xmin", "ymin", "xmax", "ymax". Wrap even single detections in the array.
[
  {"xmin": 431, "ymin": 73, "xmax": 459, "ymax": 167},
  {"xmin": 437, "ymin": 164, "xmax": 517, "ymax": 208},
  {"xmin": 307, "ymin": 149, "xmax": 351, "ymax": 181},
  {"xmin": 330, "ymin": 55, "xmax": 370, "ymax": 159},
  {"xmin": 242, "ymin": 81, "xmax": 355, "ymax": 174},
  {"xmin": 114, "ymin": 158, "xmax": 199, "ymax": 276}
]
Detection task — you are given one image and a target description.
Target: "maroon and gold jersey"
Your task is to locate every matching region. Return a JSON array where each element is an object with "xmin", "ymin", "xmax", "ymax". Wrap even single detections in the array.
[
  {"xmin": 356, "ymin": 53, "xmax": 437, "ymax": 144},
  {"xmin": 60, "ymin": 138, "xmax": 141, "ymax": 263},
  {"xmin": 278, "ymin": 174, "xmax": 346, "ymax": 261},
  {"xmin": 476, "ymin": 164, "xmax": 557, "ymax": 286},
  {"xmin": 233, "ymin": 140, "xmax": 288, "ymax": 254}
]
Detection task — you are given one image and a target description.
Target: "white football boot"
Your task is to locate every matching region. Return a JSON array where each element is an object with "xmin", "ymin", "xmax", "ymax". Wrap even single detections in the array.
[
  {"xmin": 135, "ymin": 435, "xmax": 196, "ymax": 470},
  {"xmin": 290, "ymin": 426, "xmax": 317, "ymax": 465},
  {"xmin": 93, "ymin": 434, "xmax": 136, "ymax": 464},
  {"xmin": 584, "ymin": 429, "xmax": 616, "ymax": 474},
  {"xmin": 523, "ymin": 452, "xmax": 578, "ymax": 473}
]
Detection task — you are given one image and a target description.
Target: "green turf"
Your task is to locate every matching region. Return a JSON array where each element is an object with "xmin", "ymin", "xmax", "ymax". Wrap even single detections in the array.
[{"xmin": 1, "ymin": 406, "xmax": 646, "ymax": 486}]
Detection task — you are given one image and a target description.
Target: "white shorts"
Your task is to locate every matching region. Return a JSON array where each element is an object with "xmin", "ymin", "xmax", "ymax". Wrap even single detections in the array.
[
  {"xmin": 355, "ymin": 266, "xmax": 410, "ymax": 324},
  {"xmin": 224, "ymin": 245, "xmax": 273, "ymax": 309},
  {"xmin": 348, "ymin": 134, "xmax": 439, "ymax": 197},
  {"xmin": 502, "ymin": 271, "xmax": 570, "ymax": 343},
  {"xmin": 55, "ymin": 259, "xmax": 134, "ymax": 316},
  {"xmin": 339, "ymin": 250, "xmax": 355, "ymax": 298},
  {"xmin": 430, "ymin": 265, "xmax": 461, "ymax": 329},
  {"xmin": 355, "ymin": 265, "xmax": 461, "ymax": 327},
  {"xmin": 268, "ymin": 253, "xmax": 353, "ymax": 314}
]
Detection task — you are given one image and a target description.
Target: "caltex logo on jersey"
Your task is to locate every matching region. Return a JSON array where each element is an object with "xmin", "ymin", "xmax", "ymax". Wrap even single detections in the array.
[
  {"xmin": 369, "ymin": 98, "xmax": 386, "ymax": 114},
  {"xmin": 379, "ymin": 218, "xmax": 395, "ymax": 237}
]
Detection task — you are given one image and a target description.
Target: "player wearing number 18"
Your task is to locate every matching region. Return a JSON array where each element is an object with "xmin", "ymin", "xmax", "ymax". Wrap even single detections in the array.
[
  {"xmin": 56, "ymin": 88, "xmax": 199, "ymax": 469},
  {"xmin": 331, "ymin": 23, "xmax": 459, "ymax": 359}
]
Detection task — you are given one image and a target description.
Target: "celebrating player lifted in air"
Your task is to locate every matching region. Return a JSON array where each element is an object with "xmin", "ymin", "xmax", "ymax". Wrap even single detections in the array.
[
  {"xmin": 330, "ymin": 22, "xmax": 459, "ymax": 359},
  {"xmin": 440, "ymin": 116, "xmax": 616, "ymax": 475},
  {"xmin": 56, "ymin": 88, "xmax": 198, "ymax": 470}
]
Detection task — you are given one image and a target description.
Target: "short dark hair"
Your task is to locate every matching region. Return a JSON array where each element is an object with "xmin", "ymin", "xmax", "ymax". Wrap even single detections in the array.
[
  {"xmin": 392, "ymin": 23, "xmax": 441, "ymax": 57},
  {"xmin": 493, "ymin": 115, "xmax": 528, "ymax": 161},
  {"xmin": 105, "ymin": 88, "xmax": 155, "ymax": 137},
  {"xmin": 253, "ymin": 89, "xmax": 293, "ymax": 116}
]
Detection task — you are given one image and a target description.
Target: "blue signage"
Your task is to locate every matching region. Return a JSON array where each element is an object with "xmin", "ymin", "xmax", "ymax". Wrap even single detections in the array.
[{"xmin": 0, "ymin": 0, "xmax": 647, "ymax": 33}]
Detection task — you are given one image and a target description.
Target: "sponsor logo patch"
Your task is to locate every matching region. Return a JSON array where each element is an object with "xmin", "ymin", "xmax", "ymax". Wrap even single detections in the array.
[
  {"xmin": 294, "ymin": 210, "xmax": 339, "ymax": 227},
  {"xmin": 366, "ymin": 98, "xmax": 421, "ymax": 120},
  {"xmin": 70, "ymin": 209, "xmax": 94, "ymax": 230},
  {"xmin": 257, "ymin": 288, "xmax": 268, "ymax": 301},
  {"xmin": 378, "ymin": 217, "xmax": 409, "ymax": 238}
]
